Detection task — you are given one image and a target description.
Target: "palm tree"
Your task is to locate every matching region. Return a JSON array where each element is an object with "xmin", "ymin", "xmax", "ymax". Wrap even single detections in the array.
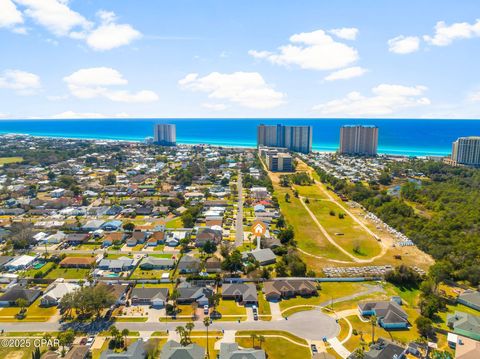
[
  {"xmin": 203, "ymin": 317, "xmax": 211, "ymax": 358},
  {"xmin": 250, "ymin": 333, "xmax": 258, "ymax": 348},
  {"xmin": 170, "ymin": 289, "xmax": 180, "ymax": 316},
  {"xmin": 370, "ymin": 315, "xmax": 377, "ymax": 344},
  {"xmin": 258, "ymin": 335, "xmax": 265, "ymax": 349},
  {"xmin": 121, "ymin": 328, "xmax": 130, "ymax": 348}
]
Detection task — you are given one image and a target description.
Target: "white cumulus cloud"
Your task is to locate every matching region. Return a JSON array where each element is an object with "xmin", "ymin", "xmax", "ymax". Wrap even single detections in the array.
[
  {"xmin": 328, "ymin": 27, "xmax": 358, "ymax": 40},
  {"xmin": 324, "ymin": 66, "xmax": 367, "ymax": 81},
  {"xmin": 64, "ymin": 67, "xmax": 158, "ymax": 103},
  {"xmin": 6, "ymin": 2, "xmax": 141, "ymax": 51},
  {"xmin": 0, "ymin": 69, "xmax": 40, "ymax": 95},
  {"xmin": 249, "ymin": 29, "xmax": 359, "ymax": 71},
  {"xmin": 179, "ymin": 72, "xmax": 285, "ymax": 109},
  {"xmin": 86, "ymin": 10, "xmax": 141, "ymax": 51},
  {"xmin": 0, "ymin": 0, "xmax": 23, "ymax": 28},
  {"xmin": 14, "ymin": 0, "xmax": 92, "ymax": 36},
  {"xmin": 388, "ymin": 35, "xmax": 420, "ymax": 54},
  {"xmin": 313, "ymin": 84, "xmax": 430, "ymax": 116},
  {"xmin": 424, "ymin": 19, "xmax": 480, "ymax": 46}
]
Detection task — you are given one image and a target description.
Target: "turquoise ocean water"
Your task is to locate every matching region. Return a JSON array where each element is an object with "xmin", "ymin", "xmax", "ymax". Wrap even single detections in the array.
[{"xmin": 1, "ymin": 118, "xmax": 479, "ymax": 156}]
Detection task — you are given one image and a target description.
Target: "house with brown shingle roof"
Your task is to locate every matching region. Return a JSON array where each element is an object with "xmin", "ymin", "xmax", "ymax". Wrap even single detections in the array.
[{"xmin": 263, "ymin": 279, "xmax": 317, "ymax": 301}]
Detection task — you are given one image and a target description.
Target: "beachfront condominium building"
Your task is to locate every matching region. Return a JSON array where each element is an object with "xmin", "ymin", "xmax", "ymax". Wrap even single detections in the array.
[
  {"xmin": 267, "ymin": 152, "xmax": 293, "ymax": 172},
  {"xmin": 153, "ymin": 124, "xmax": 176, "ymax": 146},
  {"xmin": 257, "ymin": 124, "xmax": 312, "ymax": 154},
  {"xmin": 339, "ymin": 125, "xmax": 378, "ymax": 156},
  {"xmin": 451, "ymin": 136, "xmax": 480, "ymax": 167}
]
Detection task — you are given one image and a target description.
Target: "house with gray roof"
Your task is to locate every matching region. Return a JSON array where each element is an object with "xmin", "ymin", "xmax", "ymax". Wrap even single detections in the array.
[
  {"xmin": 160, "ymin": 340, "xmax": 204, "ymax": 359},
  {"xmin": 100, "ymin": 339, "xmax": 146, "ymax": 359},
  {"xmin": 219, "ymin": 343, "xmax": 266, "ymax": 359},
  {"xmin": 130, "ymin": 287, "xmax": 169, "ymax": 308},
  {"xmin": 358, "ymin": 300, "xmax": 409, "ymax": 329},
  {"xmin": 458, "ymin": 291, "xmax": 480, "ymax": 311},
  {"xmin": 447, "ymin": 311, "xmax": 480, "ymax": 341},
  {"xmin": 176, "ymin": 282, "xmax": 213, "ymax": 306},
  {"xmin": 0, "ymin": 286, "xmax": 42, "ymax": 307},
  {"xmin": 245, "ymin": 248, "xmax": 276, "ymax": 266},
  {"xmin": 177, "ymin": 255, "xmax": 201, "ymax": 274},
  {"xmin": 222, "ymin": 283, "xmax": 258, "ymax": 306},
  {"xmin": 98, "ymin": 257, "xmax": 134, "ymax": 272},
  {"xmin": 139, "ymin": 257, "xmax": 174, "ymax": 270},
  {"xmin": 351, "ymin": 338, "xmax": 406, "ymax": 359}
]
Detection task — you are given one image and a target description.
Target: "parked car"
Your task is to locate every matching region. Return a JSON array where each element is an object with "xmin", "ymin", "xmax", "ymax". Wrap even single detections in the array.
[
  {"xmin": 311, "ymin": 344, "xmax": 318, "ymax": 354},
  {"xmin": 203, "ymin": 305, "xmax": 209, "ymax": 315},
  {"xmin": 86, "ymin": 336, "xmax": 95, "ymax": 347}
]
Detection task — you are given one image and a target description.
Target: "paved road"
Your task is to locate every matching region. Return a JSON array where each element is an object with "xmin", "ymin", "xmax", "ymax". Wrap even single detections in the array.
[
  {"xmin": 0, "ymin": 310, "xmax": 339, "ymax": 341},
  {"xmin": 234, "ymin": 171, "xmax": 244, "ymax": 248}
]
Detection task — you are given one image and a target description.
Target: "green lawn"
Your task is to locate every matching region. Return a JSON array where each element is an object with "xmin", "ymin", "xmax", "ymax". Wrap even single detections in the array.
[
  {"xmin": 0, "ymin": 299, "xmax": 57, "ymax": 322},
  {"xmin": 257, "ymin": 292, "xmax": 272, "ymax": 318},
  {"xmin": 130, "ymin": 268, "xmax": 170, "ymax": 280},
  {"xmin": 216, "ymin": 299, "xmax": 247, "ymax": 317},
  {"xmin": 435, "ymin": 303, "xmax": 480, "ymax": 330},
  {"xmin": 45, "ymin": 267, "xmax": 91, "ymax": 279},
  {"xmin": 20, "ymin": 262, "xmax": 56, "ymax": 278},
  {"xmin": 280, "ymin": 282, "xmax": 370, "ymax": 315},
  {"xmin": 236, "ymin": 331, "xmax": 310, "ymax": 359},
  {"xmin": 166, "ymin": 217, "xmax": 183, "ymax": 228},
  {"xmin": 149, "ymin": 253, "xmax": 173, "ymax": 258},
  {"xmin": 0, "ymin": 157, "xmax": 23, "ymax": 165}
]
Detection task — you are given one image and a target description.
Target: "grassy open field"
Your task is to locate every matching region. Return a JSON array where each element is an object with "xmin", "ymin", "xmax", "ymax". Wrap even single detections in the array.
[
  {"xmin": 0, "ymin": 157, "xmax": 23, "ymax": 166},
  {"xmin": 273, "ymin": 181, "xmax": 351, "ymax": 261},
  {"xmin": 306, "ymin": 199, "xmax": 382, "ymax": 258}
]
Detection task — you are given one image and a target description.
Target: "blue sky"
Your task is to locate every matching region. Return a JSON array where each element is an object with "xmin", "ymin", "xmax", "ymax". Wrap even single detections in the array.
[{"xmin": 0, "ymin": 0, "xmax": 480, "ymax": 119}]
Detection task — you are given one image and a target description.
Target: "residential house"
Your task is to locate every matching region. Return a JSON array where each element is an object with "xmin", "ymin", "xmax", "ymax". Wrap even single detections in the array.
[
  {"xmin": 45, "ymin": 231, "xmax": 67, "ymax": 244},
  {"xmin": 451, "ymin": 335, "xmax": 480, "ymax": 359},
  {"xmin": 458, "ymin": 291, "xmax": 480, "ymax": 312},
  {"xmin": 96, "ymin": 283, "xmax": 130, "ymax": 306},
  {"xmin": 0, "ymin": 286, "xmax": 42, "ymax": 307},
  {"xmin": 195, "ymin": 227, "xmax": 223, "ymax": 247},
  {"xmin": 139, "ymin": 257, "xmax": 175, "ymax": 270},
  {"xmin": 246, "ymin": 249, "xmax": 277, "ymax": 266},
  {"xmin": 177, "ymin": 282, "xmax": 213, "ymax": 306},
  {"xmin": 358, "ymin": 301, "xmax": 409, "ymax": 329},
  {"xmin": 0, "ymin": 256, "xmax": 13, "ymax": 270},
  {"xmin": 65, "ymin": 233, "xmax": 89, "ymax": 246},
  {"xmin": 263, "ymin": 279, "xmax": 317, "ymax": 301},
  {"xmin": 5, "ymin": 255, "xmax": 36, "ymax": 271},
  {"xmin": 82, "ymin": 220, "xmax": 105, "ymax": 232},
  {"xmin": 205, "ymin": 257, "xmax": 222, "ymax": 273},
  {"xmin": 177, "ymin": 255, "xmax": 201, "ymax": 274},
  {"xmin": 103, "ymin": 232, "xmax": 125, "ymax": 247},
  {"xmin": 130, "ymin": 287, "xmax": 169, "ymax": 308},
  {"xmin": 98, "ymin": 257, "xmax": 134, "ymax": 273},
  {"xmin": 101, "ymin": 220, "xmax": 123, "ymax": 231},
  {"xmin": 160, "ymin": 340, "xmax": 204, "ymax": 359},
  {"xmin": 222, "ymin": 283, "xmax": 258, "ymax": 306},
  {"xmin": 59, "ymin": 257, "xmax": 96, "ymax": 268},
  {"xmin": 219, "ymin": 343, "xmax": 266, "ymax": 359},
  {"xmin": 63, "ymin": 345, "xmax": 89, "ymax": 359},
  {"xmin": 355, "ymin": 338, "xmax": 406, "ymax": 359},
  {"xmin": 100, "ymin": 339, "xmax": 146, "ymax": 359},
  {"xmin": 40, "ymin": 280, "xmax": 80, "ymax": 306},
  {"xmin": 447, "ymin": 311, "xmax": 480, "ymax": 341}
]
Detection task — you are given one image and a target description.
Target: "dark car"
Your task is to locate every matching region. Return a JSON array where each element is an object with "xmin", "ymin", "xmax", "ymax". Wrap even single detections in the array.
[{"xmin": 311, "ymin": 344, "xmax": 318, "ymax": 353}]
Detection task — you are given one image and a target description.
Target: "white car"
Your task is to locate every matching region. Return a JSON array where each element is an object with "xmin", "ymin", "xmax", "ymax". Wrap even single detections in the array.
[
  {"xmin": 203, "ymin": 305, "xmax": 209, "ymax": 315},
  {"xmin": 86, "ymin": 336, "xmax": 95, "ymax": 347}
]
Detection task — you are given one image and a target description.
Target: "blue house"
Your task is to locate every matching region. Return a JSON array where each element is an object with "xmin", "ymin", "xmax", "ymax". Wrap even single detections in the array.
[
  {"xmin": 358, "ymin": 300, "xmax": 409, "ymax": 329},
  {"xmin": 101, "ymin": 220, "xmax": 123, "ymax": 231}
]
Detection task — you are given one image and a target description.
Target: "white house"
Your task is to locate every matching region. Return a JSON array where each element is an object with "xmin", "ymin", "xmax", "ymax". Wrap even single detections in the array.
[{"xmin": 6, "ymin": 255, "xmax": 36, "ymax": 271}]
